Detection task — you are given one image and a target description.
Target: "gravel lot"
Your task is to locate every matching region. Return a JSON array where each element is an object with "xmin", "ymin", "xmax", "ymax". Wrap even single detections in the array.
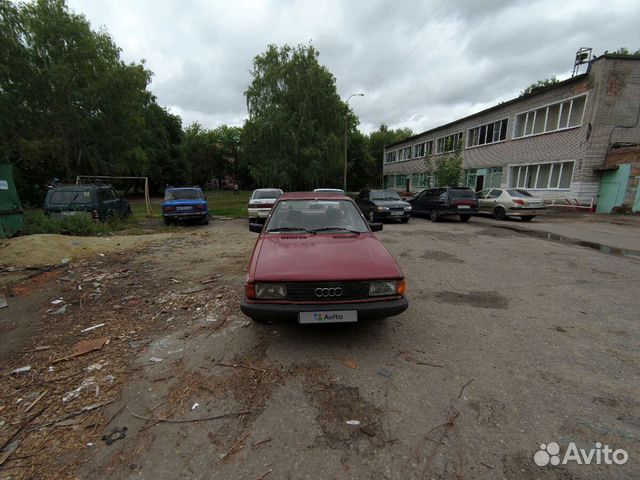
[{"xmin": 1, "ymin": 216, "xmax": 638, "ymax": 479}]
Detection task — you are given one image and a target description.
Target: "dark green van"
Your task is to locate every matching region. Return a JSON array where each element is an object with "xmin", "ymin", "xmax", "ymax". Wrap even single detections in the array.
[{"xmin": 44, "ymin": 184, "xmax": 131, "ymax": 221}]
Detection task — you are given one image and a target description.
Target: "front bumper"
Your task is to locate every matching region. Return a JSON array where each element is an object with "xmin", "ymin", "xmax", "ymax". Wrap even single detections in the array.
[
  {"xmin": 374, "ymin": 211, "xmax": 412, "ymax": 220},
  {"xmin": 248, "ymin": 208, "xmax": 271, "ymax": 220},
  {"xmin": 241, "ymin": 297, "xmax": 409, "ymax": 322}
]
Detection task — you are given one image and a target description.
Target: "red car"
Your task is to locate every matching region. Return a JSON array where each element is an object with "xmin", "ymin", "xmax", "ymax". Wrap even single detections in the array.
[{"xmin": 241, "ymin": 192, "xmax": 409, "ymax": 323}]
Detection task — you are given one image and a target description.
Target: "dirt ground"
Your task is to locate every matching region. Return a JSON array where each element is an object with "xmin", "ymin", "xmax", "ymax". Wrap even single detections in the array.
[{"xmin": 0, "ymin": 216, "xmax": 639, "ymax": 479}]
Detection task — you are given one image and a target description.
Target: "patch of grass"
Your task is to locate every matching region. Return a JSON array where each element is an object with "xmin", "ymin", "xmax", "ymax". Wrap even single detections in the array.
[
  {"xmin": 128, "ymin": 191, "xmax": 251, "ymax": 219},
  {"xmin": 23, "ymin": 211, "xmax": 130, "ymax": 236}
]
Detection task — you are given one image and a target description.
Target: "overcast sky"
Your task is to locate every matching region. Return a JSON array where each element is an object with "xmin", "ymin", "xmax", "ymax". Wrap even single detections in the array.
[{"xmin": 67, "ymin": 0, "xmax": 640, "ymax": 134}]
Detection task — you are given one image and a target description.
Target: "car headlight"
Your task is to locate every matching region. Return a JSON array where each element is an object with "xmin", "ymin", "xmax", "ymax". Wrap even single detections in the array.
[
  {"xmin": 369, "ymin": 280, "xmax": 397, "ymax": 296},
  {"xmin": 376, "ymin": 206, "xmax": 389, "ymax": 212},
  {"xmin": 255, "ymin": 283, "xmax": 287, "ymax": 299},
  {"xmin": 404, "ymin": 205, "xmax": 412, "ymax": 210}
]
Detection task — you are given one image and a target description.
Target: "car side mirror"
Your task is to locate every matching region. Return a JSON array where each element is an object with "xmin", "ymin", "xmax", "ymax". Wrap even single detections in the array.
[
  {"xmin": 370, "ymin": 222, "xmax": 383, "ymax": 232},
  {"xmin": 249, "ymin": 222, "xmax": 263, "ymax": 233}
]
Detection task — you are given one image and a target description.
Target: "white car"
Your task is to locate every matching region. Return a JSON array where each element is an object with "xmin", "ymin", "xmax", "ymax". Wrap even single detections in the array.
[
  {"xmin": 476, "ymin": 188, "xmax": 546, "ymax": 221},
  {"xmin": 248, "ymin": 188, "xmax": 283, "ymax": 222},
  {"xmin": 313, "ymin": 188, "xmax": 345, "ymax": 194}
]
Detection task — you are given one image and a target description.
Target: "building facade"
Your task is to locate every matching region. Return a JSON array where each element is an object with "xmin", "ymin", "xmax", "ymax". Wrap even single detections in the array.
[{"xmin": 382, "ymin": 55, "xmax": 640, "ymax": 211}]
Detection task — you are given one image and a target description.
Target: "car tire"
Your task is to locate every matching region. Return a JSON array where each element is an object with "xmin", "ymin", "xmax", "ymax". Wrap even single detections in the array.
[
  {"xmin": 493, "ymin": 207, "xmax": 507, "ymax": 220},
  {"xmin": 163, "ymin": 217, "xmax": 171, "ymax": 225},
  {"xmin": 521, "ymin": 216, "xmax": 535, "ymax": 222},
  {"xmin": 459, "ymin": 214, "xmax": 471, "ymax": 222},
  {"xmin": 368, "ymin": 210, "xmax": 376, "ymax": 223},
  {"xmin": 201, "ymin": 216, "xmax": 210, "ymax": 225},
  {"xmin": 401, "ymin": 217, "xmax": 410, "ymax": 223},
  {"xmin": 429, "ymin": 209, "xmax": 439, "ymax": 222}
]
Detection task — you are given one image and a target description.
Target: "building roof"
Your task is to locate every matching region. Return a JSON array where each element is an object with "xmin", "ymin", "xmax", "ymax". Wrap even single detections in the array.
[{"xmin": 384, "ymin": 54, "xmax": 640, "ymax": 150}]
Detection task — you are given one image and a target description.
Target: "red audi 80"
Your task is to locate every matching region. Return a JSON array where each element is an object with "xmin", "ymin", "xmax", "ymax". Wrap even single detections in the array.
[{"xmin": 241, "ymin": 192, "xmax": 409, "ymax": 324}]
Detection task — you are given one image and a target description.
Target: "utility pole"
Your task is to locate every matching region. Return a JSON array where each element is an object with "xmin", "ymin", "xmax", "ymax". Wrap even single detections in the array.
[{"xmin": 344, "ymin": 93, "xmax": 364, "ymax": 192}]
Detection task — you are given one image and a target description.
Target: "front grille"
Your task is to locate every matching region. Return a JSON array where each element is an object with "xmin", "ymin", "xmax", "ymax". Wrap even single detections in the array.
[{"xmin": 285, "ymin": 282, "xmax": 370, "ymax": 301}]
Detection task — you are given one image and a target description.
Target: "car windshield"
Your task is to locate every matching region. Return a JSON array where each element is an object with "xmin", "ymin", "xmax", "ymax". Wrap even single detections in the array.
[
  {"xmin": 266, "ymin": 199, "xmax": 369, "ymax": 233},
  {"xmin": 253, "ymin": 189, "xmax": 281, "ymax": 200},
  {"xmin": 507, "ymin": 189, "xmax": 533, "ymax": 198},
  {"xmin": 165, "ymin": 189, "xmax": 203, "ymax": 201},
  {"xmin": 370, "ymin": 190, "xmax": 401, "ymax": 201},
  {"xmin": 449, "ymin": 188, "xmax": 476, "ymax": 199},
  {"xmin": 49, "ymin": 190, "xmax": 93, "ymax": 205}
]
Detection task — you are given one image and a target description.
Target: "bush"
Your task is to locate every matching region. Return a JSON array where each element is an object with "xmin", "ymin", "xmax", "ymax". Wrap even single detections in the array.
[{"xmin": 23, "ymin": 211, "xmax": 128, "ymax": 236}]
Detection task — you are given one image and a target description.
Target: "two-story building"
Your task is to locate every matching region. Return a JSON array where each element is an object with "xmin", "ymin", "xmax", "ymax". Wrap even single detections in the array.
[{"xmin": 382, "ymin": 54, "xmax": 640, "ymax": 213}]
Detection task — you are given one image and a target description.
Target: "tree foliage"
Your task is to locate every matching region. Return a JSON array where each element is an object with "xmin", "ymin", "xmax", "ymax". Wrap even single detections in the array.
[
  {"xmin": 612, "ymin": 47, "xmax": 640, "ymax": 56},
  {"xmin": 0, "ymin": 0, "xmax": 183, "ymax": 203},
  {"xmin": 520, "ymin": 77, "xmax": 561, "ymax": 97},
  {"xmin": 425, "ymin": 140, "xmax": 463, "ymax": 187},
  {"xmin": 242, "ymin": 43, "xmax": 351, "ymax": 190}
]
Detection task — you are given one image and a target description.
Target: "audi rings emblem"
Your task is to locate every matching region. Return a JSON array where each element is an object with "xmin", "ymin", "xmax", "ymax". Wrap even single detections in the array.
[{"xmin": 315, "ymin": 287, "xmax": 343, "ymax": 298}]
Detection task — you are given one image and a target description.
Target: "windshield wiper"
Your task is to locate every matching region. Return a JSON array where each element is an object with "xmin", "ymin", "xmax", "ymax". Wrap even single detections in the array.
[
  {"xmin": 66, "ymin": 192, "xmax": 81, "ymax": 210},
  {"xmin": 310, "ymin": 227, "xmax": 361, "ymax": 234},
  {"xmin": 266, "ymin": 227, "xmax": 315, "ymax": 234}
]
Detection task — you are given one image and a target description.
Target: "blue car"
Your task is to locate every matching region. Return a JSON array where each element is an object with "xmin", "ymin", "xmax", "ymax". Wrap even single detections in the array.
[{"xmin": 161, "ymin": 187, "xmax": 209, "ymax": 225}]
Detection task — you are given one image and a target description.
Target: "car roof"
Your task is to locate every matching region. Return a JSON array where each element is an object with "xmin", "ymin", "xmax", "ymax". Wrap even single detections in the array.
[
  {"xmin": 166, "ymin": 186, "xmax": 202, "ymax": 190},
  {"xmin": 253, "ymin": 188, "xmax": 282, "ymax": 192},
  {"xmin": 278, "ymin": 192, "xmax": 351, "ymax": 200},
  {"xmin": 51, "ymin": 184, "xmax": 107, "ymax": 191}
]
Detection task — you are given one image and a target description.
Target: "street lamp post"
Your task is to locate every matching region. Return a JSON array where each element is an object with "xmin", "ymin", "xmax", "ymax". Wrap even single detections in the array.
[{"xmin": 344, "ymin": 93, "xmax": 364, "ymax": 192}]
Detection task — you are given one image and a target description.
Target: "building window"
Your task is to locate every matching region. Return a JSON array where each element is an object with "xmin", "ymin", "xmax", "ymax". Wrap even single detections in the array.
[
  {"xmin": 513, "ymin": 94, "xmax": 587, "ymax": 139},
  {"xmin": 411, "ymin": 173, "xmax": 431, "ymax": 188},
  {"xmin": 395, "ymin": 174, "xmax": 408, "ymax": 190},
  {"xmin": 383, "ymin": 175, "xmax": 396, "ymax": 188},
  {"xmin": 414, "ymin": 143, "xmax": 425, "ymax": 158},
  {"xmin": 426, "ymin": 140, "xmax": 433, "ymax": 156},
  {"xmin": 436, "ymin": 132, "xmax": 463, "ymax": 154},
  {"xmin": 509, "ymin": 161, "xmax": 574, "ymax": 189},
  {"xmin": 384, "ymin": 151, "xmax": 397, "ymax": 164},
  {"xmin": 467, "ymin": 119, "xmax": 508, "ymax": 148},
  {"xmin": 398, "ymin": 146, "xmax": 412, "ymax": 161}
]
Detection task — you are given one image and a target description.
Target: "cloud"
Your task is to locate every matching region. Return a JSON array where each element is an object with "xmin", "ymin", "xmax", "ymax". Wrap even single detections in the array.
[{"xmin": 68, "ymin": 0, "xmax": 640, "ymax": 133}]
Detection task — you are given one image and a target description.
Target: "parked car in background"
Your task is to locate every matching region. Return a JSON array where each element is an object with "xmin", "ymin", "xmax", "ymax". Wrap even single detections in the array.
[
  {"xmin": 476, "ymin": 188, "xmax": 546, "ymax": 221},
  {"xmin": 409, "ymin": 187, "xmax": 478, "ymax": 222},
  {"xmin": 313, "ymin": 188, "xmax": 345, "ymax": 194},
  {"xmin": 248, "ymin": 188, "xmax": 283, "ymax": 223},
  {"xmin": 241, "ymin": 192, "xmax": 408, "ymax": 323},
  {"xmin": 355, "ymin": 189, "xmax": 412, "ymax": 223},
  {"xmin": 161, "ymin": 186, "xmax": 209, "ymax": 225},
  {"xmin": 44, "ymin": 184, "xmax": 130, "ymax": 222}
]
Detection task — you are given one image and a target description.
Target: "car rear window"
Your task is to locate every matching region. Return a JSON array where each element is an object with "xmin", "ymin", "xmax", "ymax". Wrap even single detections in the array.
[
  {"xmin": 266, "ymin": 199, "xmax": 368, "ymax": 233},
  {"xmin": 165, "ymin": 189, "xmax": 204, "ymax": 200},
  {"xmin": 49, "ymin": 190, "xmax": 93, "ymax": 205},
  {"xmin": 507, "ymin": 189, "xmax": 533, "ymax": 197},
  {"xmin": 448, "ymin": 188, "xmax": 476, "ymax": 199},
  {"xmin": 253, "ymin": 189, "xmax": 282, "ymax": 199},
  {"xmin": 370, "ymin": 190, "xmax": 401, "ymax": 201}
]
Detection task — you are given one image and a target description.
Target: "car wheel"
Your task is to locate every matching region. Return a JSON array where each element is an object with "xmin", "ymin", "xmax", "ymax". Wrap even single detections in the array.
[
  {"xmin": 368, "ymin": 210, "xmax": 376, "ymax": 223},
  {"xmin": 521, "ymin": 216, "xmax": 535, "ymax": 222},
  {"xmin": 201, "ymin": 216, "xmax": 210, "ymax": 225},
  {"xmin": 400, "ymin": 217, "xmax": 409, "ymax": 223},
  {"xmin": 429, "ymin": 209, "xmax": 439, "ymax": 222},
  {"xmin": 459, "ymin": 214, "xmax": 471, "ymax": 222},
  {"xmin": 493, "ymin": 207, "xmax": 507, "ymax": 220},
  {"xmin": 163, "ymin": 217, "xmax": 171, "ymax": 225},
  {"xmin": 125, "ymin": 206, "xmax": 132, "ymax": 217}
]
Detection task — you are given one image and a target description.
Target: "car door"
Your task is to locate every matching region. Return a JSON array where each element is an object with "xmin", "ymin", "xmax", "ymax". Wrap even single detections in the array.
[
  {"xmin": 475, "ymin": 189, "xmax": 491, "ymax": 213},
  {"xmin": 484, "ymin": 189, "xmax": 503, "ymax": 213},
  {"xmin": 409, "ymin": 190, "xmax": 427, "ymax": 213},
  {"xmin": 355, "ymin": 190, "xmax": 369, "ymax": 215}
]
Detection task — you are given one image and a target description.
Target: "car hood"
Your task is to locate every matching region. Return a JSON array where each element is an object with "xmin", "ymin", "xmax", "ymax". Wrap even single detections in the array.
[
  {"xmin": 249, "ymin": 233, "xmax": 404, "ymax": 282},
  {"xmin": 162, "ymin": 199, "xmax": 207, "ymax": 207},
  {"xmin": 372, "ymin": 200, "xmax": 411, "ymax": 208}
]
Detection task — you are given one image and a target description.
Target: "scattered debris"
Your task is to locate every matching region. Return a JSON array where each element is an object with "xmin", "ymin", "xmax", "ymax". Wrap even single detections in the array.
[
  {"xmin": 62, "ymin": 377, "xmax": 95, "ymax": 403},
  {"xmin": 360, "ymin": 425, "xmax": 377, "ymax": 437},
  {"xmin": 149, "ymin": 357, "xmax": 163, "ymax": 363},
  {"xmin": 191, "ymin": 403, "xmax": 200, "ymax": 411},
  {"xmin": 180, "ymin": 285, "xmax": 211, "ymax": 294},
  {"xmin": 377, "ymin": 368, "xmax": 393, "ymax": 378},
  {"xmin": 25, "ymin": 391, "xmax": 47, "ymax": 413},
  {"xmin": 102, "ymin": 426, "xmax": 128, "ymax": 445},
  {"xmin": 52, "ymin": 337, "xmax": 109, "ymax": 363},
  {"xmin": 252, "ymin": 437, "xmax": 272, "ymax": 449},
  {"xmin": 86, "ymin": 361, "xmax": 107, "ymax": 372},
  {"xmin": 11, "ymin": 366, "xmax": 32, "ymax": 375},
  {"xmin": 345, "ymin": 420, "xmax": 360, "ymax": 426},
  {"xmin": 416, "ymin": 361, "xmax": 445, "ymax": 368},
  {"xmin": 255, "ymin": 468, "xmax": 272, "ymax": 480},
  {"xmin": 80, "ymin": 323, "xmax": 106, "ymax": 333},
  {"xmin": 481, "ymin": 462, "xmax": 495, "ymax": 470},
  {"xmin": 51, "ymin": 304, "xmax": 68, "ymax": 315},
  {"xmin": 342, "ymin": 358, "xmax": 357, "ymax": 369},
  {"xmin": 34, "ymin": 345, "xmax": 53, "ymax": 351},
  {"xmin": 130, "ymin": 410, "xmax": 253, "ymax": 426},
  {"xmin": 458, "ymin": 378, "xmax": 474, "ymax": 399},
  {"xmin": 218, "ymin": 362, "xmax": 266, "ymax": 373},
  {"xmin": 0, "ymin": 293, "xmax": 8, "ymax": 309},
  {"xmin": 51, "ymin": 298, "xmax": 64, "ymax": 305}
]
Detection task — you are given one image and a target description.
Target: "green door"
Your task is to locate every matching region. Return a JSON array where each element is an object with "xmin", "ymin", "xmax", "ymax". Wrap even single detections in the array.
[
  {"xmin": 596, "ymin": 164, "xmax": 631, "ymax": 214},
  {"xmin": 634, "ymin": 177, "xmax": 640, "ymax": 213}
]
